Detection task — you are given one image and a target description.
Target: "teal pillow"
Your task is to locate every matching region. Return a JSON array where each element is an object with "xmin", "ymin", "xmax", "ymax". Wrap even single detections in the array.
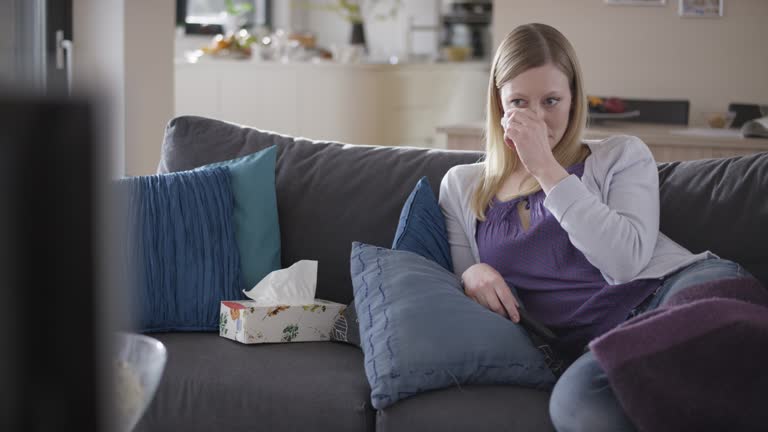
[
  {"xmin": 351, "ymin": 242, "xmax": 556, "ymax": 409},
  {"xmin": 200, "ymin": 146, "xmax": 281, "ymax": 289}
]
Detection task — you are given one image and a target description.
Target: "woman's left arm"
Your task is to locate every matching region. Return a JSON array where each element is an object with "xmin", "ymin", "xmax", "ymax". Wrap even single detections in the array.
[{"xmin": 542, "ymin": 137, "xmax": 659, "ymax": 284}]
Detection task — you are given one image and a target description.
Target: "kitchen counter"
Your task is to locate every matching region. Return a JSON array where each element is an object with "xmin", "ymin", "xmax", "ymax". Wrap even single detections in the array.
[
  {"xmin": 437, "ymin": 121, "xmax": 768, "ymax": 161},
  {"xmin": 176, "ymin": 56, "xmax": 490, "ymax": 69}
]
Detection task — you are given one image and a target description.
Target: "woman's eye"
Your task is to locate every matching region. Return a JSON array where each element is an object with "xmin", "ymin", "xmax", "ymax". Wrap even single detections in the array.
[
  {"xmin": 545, "ymin": 97, "xmax": 561, "ymax": 106},
  {"xmin": 509, "ymin": 99, "xmax": 525, "ymax": 108}
]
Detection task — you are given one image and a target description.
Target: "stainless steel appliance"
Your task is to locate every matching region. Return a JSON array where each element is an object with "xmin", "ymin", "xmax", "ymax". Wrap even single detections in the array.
[{"xmin": 441, "ymin": 0, "xmax": 492, "ymax": 60}]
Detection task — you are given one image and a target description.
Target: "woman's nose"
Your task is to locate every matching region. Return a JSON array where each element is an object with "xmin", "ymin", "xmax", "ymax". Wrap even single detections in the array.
[{"xmin": 527, "ymin": 106, "xmax": 544, "ymax": 119}]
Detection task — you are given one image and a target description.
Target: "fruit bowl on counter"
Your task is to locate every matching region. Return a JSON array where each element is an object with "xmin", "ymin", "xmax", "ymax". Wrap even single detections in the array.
[
  {"xmin": 200, "ymin": 29, "xmax": 257, "ymax": 59},
  {"xmin": 184, "ymin": 28, "xmax": 333, "ymax": 63},
  {"xmin": 588, "ymin": 96, "xmax": 640, "ymax": 122},
  {"xmin": 702, "ymin": 111, "xmax": 737, "ymax": 129}
]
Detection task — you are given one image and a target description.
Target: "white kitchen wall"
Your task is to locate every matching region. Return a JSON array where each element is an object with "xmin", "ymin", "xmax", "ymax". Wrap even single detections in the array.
[{"xmin": 493, "ymin": 0, "xmax": 768, "ymax": 125}]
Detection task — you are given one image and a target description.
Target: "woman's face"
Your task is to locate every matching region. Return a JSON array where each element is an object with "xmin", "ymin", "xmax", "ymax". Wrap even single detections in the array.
[{"xmin": 499, "ymin": 64, "xmax": 572, "ymax": 149}]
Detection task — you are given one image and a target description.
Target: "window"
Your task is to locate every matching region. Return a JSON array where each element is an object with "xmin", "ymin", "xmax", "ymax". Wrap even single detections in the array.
[{"xmin": 176, "ymin": 0, "xmax": 271, "ymax": 35}]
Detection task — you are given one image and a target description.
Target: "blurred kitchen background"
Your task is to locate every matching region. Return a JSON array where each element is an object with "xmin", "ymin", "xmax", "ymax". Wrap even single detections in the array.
[
  {"xmin": 174, "ymin": 0, "xmax": 494, "ymax": 154},
  {"xmin": 3, "ymin": 0, "xmax": 766, "ymax": 177}
]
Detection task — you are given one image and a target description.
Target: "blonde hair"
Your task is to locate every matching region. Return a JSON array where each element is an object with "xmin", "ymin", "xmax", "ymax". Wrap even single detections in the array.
[{"xmin": 471, "ymin": 23, "xmax": 590, "ymax": 221}]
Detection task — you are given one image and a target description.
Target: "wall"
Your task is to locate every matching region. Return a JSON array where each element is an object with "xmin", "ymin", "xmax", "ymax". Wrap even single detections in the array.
[
  {"xmin": 74, "ymin": 0, "xmax": 175, "ymax": 177},
  {"xmin": 493, "ymin": 0, "xmax": 768, "ymax": 125},
  {"xmin": 124, "ymin": 0, "xmax": 175, "ymax": 176},
  {"xmin": 73, "ymin": 0, "xmax": 126, "ymax": 177}
]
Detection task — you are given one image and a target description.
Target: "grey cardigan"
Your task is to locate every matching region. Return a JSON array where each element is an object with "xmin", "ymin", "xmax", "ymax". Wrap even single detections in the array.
[{"xmin": 438, "ymin": 135, "xmax": 715, "ymax": 285}]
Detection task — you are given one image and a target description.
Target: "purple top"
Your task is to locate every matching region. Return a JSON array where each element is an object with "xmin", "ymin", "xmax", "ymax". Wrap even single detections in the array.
[{"xmin": 476, "ymin": 162, "xmax": 661, "ymax": 352}]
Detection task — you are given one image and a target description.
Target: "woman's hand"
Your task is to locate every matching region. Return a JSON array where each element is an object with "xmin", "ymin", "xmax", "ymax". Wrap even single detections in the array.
[
  {"xmin": 501, "ymin": 108, "xmax": 569, "ymax": 193},
  {"xmin": 461, "ymin": 263, "xmax": 520, "ymax": 322}
]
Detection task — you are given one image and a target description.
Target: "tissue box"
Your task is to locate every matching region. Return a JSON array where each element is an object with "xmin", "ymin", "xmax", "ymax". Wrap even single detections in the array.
[{"xmin": 219, "ymin": 299, "xmax": 346, "ymax": 344}]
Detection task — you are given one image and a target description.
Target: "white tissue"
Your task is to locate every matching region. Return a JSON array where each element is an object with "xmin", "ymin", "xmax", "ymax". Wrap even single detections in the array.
[{"xmin": 242, "ymin": 260, "xmax": 318, "ymax": 306}]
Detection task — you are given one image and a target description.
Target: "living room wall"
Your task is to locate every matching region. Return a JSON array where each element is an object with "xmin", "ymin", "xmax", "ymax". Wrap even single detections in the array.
[
  {"xmin": 493, "ymin": 0, "xmax": 768, "ymax": 126},
  {"xmin": 124, "ymin": 0, "xmax": 175, "ymax": 176},
  {"xmin": 74, "ymin": 0, "xmax": 174, "ymax": 177},
  {"xmin": 73, "ymin": 0, "xmax": 126, "ymax": 177}
]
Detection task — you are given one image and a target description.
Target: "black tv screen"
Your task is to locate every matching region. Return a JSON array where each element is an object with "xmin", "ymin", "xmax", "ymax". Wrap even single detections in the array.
[{"xmin": 0, "ymin": 93, "xmax": 104, "ymax": 431}]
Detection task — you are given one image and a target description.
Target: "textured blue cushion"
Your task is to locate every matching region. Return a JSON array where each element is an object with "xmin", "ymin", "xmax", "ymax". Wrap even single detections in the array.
[
  {"xmin": 391, "ymin": 176, "xmax": 452, "ymax": 273},
  {"xmin": 121, "ymin": 167, "xmax": 242, "ymax": 332},
  {"xmin": 351, "ymin": 242, "xmax": 556, "ymax": 409},
  {"xmin": 200, "ymin": 145, "xmax": 281, "ymax": 289},
  {"xmin": 332, "ymin": 177, "xmax": 453, "ymax": 348}
]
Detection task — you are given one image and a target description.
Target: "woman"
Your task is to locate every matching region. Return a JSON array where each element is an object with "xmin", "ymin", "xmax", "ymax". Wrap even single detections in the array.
[{"xmin": 438, "ymin": 23, "xmax": 757, "ymax": 432}]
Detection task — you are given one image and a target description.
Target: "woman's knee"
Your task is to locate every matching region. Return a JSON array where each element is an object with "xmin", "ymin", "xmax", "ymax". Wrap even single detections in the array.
[
  {"xmin": 657, "ymin": 258, "xmax": 754, "ymax": 307},
  {"xmin": 549, "ymin": 351, "xmax": 636, "ymax": 432}
]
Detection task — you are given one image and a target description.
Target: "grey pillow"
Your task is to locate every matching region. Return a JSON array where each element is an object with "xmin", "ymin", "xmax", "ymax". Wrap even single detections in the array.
[
  {"xmin": 351, "ymin": 242, "xmax": 556, "ymax": 410},
  {"xmin": 331, "ymin": 176, "xmax": 452, "ymax": 348}
]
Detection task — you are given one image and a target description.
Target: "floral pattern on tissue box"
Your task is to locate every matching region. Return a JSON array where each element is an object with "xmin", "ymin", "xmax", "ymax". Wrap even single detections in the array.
[{"xmin": 219, "ymin": 299, "xmax": 347, "ymax": 344}]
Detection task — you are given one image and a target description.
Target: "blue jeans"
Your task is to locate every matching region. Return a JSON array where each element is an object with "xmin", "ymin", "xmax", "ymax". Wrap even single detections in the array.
[{"xmin": 548, "ymin": 258, "xmax": 755, "ymax": 432}]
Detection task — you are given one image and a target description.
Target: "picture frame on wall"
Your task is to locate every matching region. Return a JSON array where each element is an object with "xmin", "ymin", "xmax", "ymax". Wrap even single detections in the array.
[
  {"xmin": 604, "ymin": 0, "xmax": 666, "ymax": 5},
  {"xmin": 679, "ymin": 0, "xmax": 724, "ymax": 17}
]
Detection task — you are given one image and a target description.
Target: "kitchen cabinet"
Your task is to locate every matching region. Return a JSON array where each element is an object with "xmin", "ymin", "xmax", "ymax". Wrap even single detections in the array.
[{"xmin": 175, "ymin": 59, "xmax": 489, "ymax": 148}]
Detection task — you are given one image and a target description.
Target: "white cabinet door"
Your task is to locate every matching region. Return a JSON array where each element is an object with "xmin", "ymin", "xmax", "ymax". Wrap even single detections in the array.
[
  {"xmin": 219, "ymin": 63, "xmax": 300, "ymax": 136},
  {"xmin": 388, "ymin": 65, "xmax": 488, "ymax": 148},
  {"xmin": 295, "ymin": 66, "xmax": 392, "ymax": 146},
  {"xmin": 175, "ymin": 62, "xmax": 489, "ymax": 148}
]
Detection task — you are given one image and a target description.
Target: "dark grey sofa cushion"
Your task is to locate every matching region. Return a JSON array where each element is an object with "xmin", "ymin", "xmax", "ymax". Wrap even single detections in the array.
[
  {"xmin": 376, "ymin": 385, "xmax": 554, "ymax": 432},
  {"xmin": 159, "ymin": 116, "xmax": 483, "ymax": 304},
  {"xmin": 135, "ymin": 334, "xmax": 374, "ymax": 432},
  {"xmin": 657, "ymin": 152, "xmax": 768, "ymax": 287}
]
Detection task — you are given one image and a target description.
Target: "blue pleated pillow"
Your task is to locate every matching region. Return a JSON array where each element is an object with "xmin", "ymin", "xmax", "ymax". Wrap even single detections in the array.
[
  {"xmin": 391, "ymin": 176, "xmax": 452, "ymax": 273},
  {"xmin": 351, "ymin": 242, "xmax": 556, "ymax": 410},
  {"xmin": 121, "ymin": 167, "xmax": 243, "ymax": 332},
  {"xmin": 120, "ymin": 146, "xmax": 280, "ymax": 332}
]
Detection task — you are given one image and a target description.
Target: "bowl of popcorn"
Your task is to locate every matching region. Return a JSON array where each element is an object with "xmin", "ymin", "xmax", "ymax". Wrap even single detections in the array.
[
  {"xmin": 703, "ymin": 111, "xmax": 736, "ymax": 128},
  {"xmin": 112, "ymin": 332, "xmax": 167, "ymax": 432}
]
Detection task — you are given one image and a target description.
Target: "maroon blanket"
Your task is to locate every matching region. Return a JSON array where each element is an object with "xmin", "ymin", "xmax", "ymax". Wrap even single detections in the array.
[{"xmin": 589, "ymin": 277, "xmax": 768, "ymax": 432}]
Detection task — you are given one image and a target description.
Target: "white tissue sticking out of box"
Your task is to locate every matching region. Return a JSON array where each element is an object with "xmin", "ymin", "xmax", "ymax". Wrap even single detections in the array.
[{"xmin": 242, "ymin": 260, "xmax": 317, "ymax": 306}]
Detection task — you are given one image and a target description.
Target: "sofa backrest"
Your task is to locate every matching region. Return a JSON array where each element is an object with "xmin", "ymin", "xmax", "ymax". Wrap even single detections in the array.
[
  {"xmin": 159, "ymin": 116, "xmax": 768, "ymax": 302},
  {"xmin": 657, "ymin": 153, "xmax": 767, "ymax": 286},
  {"xmin": 159, "ymin": 116, "xmax": 483, "ymax": 303}
]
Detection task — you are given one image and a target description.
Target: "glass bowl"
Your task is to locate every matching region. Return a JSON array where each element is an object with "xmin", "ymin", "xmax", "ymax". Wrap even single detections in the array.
[
  {"xmin": 702, "ymin": 111, "xmax": 736, "ymax": 128},
  {"xmin": 112, "ymin": 332, "xmax": 167, "ymax": 432}
]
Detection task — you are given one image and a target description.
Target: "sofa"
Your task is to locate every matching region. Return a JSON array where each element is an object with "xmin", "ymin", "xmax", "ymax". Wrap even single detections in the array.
[{"xmin": 136, "ymin": 115, "xmax": 768, "ymax": 432}]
